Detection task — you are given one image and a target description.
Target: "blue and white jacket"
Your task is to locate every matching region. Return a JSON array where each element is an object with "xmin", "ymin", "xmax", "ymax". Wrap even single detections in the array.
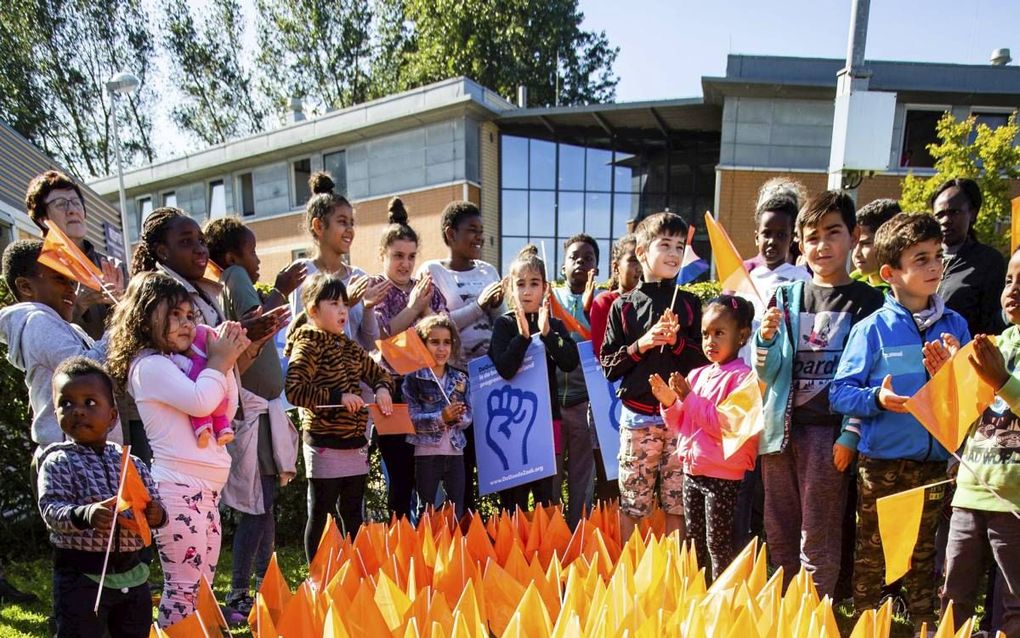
[
  {"xmin": 753, "ymin": 281, "xmax": 803, "ymax": 455},
  {"xmin": 402, "ymin": 367, "xmax": 472, "ymax": 450},
  {"xmin": 830, "ymin": 294, "xmax": 970, "ymax": 461}
]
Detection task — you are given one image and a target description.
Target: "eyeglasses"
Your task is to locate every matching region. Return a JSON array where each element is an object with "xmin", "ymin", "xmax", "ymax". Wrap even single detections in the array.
[{"xmin": 45, "ymin": 197, "xmax": 85, "ymax": 214}]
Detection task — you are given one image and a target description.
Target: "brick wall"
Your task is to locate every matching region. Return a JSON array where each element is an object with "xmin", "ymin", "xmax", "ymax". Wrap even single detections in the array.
[{"xmin": 248, "ymin": 182, "xmax": 481, "ymax": 283}]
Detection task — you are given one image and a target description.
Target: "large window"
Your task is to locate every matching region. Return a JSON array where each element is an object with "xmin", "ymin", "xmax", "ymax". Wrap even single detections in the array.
[
  {"xmin": 238, "ymin": 173, "xmax": 255, "ymax": 216},
  {"xmin": 136, "ymin": 196, "xmax": 152, "ymax": 237},
  {"xmin": 162, "ymin": 191, "xmax": 176, "ymax": 208},
  {"xmin": 292, "ymin": 158, "xmax": 312, "ymax": 206},
  {"xmin": 208, "ymin": 180, "xmax": 226, "ymax": 219},
  {"xmin": 323, "ymin": 151, "xmax": 347, "ymax": 196},
  {"xmin": 500, "ymin": 136, "xmax": 649, "ymax": 277},
  {"xmin": 900, "ymin": 108, "xmax": 945, "ymax": 168}
]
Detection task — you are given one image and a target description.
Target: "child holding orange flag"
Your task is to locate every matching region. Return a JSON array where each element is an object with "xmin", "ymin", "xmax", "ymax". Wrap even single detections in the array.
[
  {"xmin": 38, "ymin": 357, "xmax": 166, "ymax": 638},
  {"xmin": 285, "ymin": 273, "xmax": 393, "ymax": 556},
  {"xmin": 649, "ymin": 295, "xmax": 759, "ymax": 581},
  {"xmin": 831, "ymin": 213, "xmax": 969, "ymax": 631},
  {"xmin": 925, "ymin": 247, "xmax": 1020, "ymax": 637}
]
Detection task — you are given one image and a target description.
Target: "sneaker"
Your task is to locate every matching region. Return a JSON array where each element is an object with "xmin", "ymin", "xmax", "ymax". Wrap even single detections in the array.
[
  {"xmin": 226, "ymin": 592, "xmax": 254, "ymax": 617},
  {"xmin": 0, "ymin": 577, "xmax": 39, "ymax": 605},
  {"xmin": 222, "ymin": 603, "xmax": 247, "ymax": 627}
]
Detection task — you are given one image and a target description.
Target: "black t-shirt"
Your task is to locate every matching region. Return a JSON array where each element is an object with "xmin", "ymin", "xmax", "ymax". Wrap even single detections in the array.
[{"xmin": 791, "ymin": 280, "xmax": 884, "ymax": 427}]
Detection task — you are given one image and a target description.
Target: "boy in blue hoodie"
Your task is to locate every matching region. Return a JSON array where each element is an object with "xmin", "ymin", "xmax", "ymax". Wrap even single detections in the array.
[
  {"xmin": 831, "ymin": 212, "xmax": 970, "ymax": 631},
  {"xmin": 755, "ymin": 191, "xmax": 884, "ymax": 597}
]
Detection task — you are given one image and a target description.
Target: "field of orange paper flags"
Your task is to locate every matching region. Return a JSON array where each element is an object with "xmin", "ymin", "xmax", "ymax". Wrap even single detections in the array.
[{"xmin": 148, "ymin": 503, "xmax": 999, "ymax": 638}]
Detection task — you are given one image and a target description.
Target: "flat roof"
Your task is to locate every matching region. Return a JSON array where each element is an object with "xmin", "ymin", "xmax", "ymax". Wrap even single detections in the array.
[
  {"xmin": 90, "ymin": 77, "xmax": 515, "ymax": 195},
  {"xmin": 703, "ymin": 54, "xmax": 1020, "ymax": 105}
]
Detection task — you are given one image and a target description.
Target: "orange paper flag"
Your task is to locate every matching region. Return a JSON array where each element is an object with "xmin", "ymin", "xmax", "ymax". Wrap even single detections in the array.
[
  {"xmin": 717, "ymin": 371, "xmax": 765, "ymax": 460},
  {"xmin": 1012, "ymin": 196, "xmax": 1020, "ymax": 253},
  {"xmin": 877, "ymin": 479, "xmax": 953, "ymax": 583},
  {"xmin": 163, "ymin": 612, "xmax": 211, "ymax": 638},
  {"xmin": 38, "ymin": 220, "xmax": 106, "ymax": 292},
  {"xmin": 368, "ymin": 403, "xmax": 416, "ymax": 435},
  {"xmin": 905, "ymin": 338, "xmax": 997, "ymax": 454},
  {"xmin": 548, "ymin": 292, "xmax": 591, "ymax": 340},
  {"xmin": 115, "ymin": 447, "xmax": 152, "ymax": 546},
  {"xmin": 249, "ymin": 593, "xmax": 279, "ymax": 638},
  {"xmin": 196, "ymin": 575, "xmax": 228, "ymax": 636},
  {"xmin": 257, "ymin": 553, "xmax": 293, "ymax": 626},
  {"xmin": 204, "ymin": 260, "xmax": 223, "ymax": 283},
  {"xmin": 309, "ymin": 515, "xmax": 342, "ymax": 591},
  {"xmin": 275, "ymin": 582, "xmax": 323, "ymax": 638},
  {"xmin": 704, "ymin": 212, "xmax": 763, "ymax": 307},
  {"xmin": 377, "ymin": 328, "xmax": 437, "ymax": 375}
]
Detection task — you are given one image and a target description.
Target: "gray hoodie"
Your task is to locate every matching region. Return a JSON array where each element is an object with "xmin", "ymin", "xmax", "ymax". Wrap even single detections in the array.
[{"xmin": 0, "ymin": 302, "xmax": 108, "ymax": 448}]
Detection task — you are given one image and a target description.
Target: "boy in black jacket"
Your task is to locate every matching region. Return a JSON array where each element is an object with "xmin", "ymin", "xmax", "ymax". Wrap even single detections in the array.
[{"xmin": 600, "ymin": 212, "xmax": 707, "ymax": 543}]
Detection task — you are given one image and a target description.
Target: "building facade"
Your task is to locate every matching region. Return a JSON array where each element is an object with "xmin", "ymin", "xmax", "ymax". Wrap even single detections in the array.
[{"xmin": 89, "ymin": 55, "xmax": 1020, "ymax": 278}]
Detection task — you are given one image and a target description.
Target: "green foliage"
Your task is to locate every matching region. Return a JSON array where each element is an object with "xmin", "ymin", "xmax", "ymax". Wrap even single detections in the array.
[
  {"xmin": 0, "ymin": 0, "xmax": 156, "ymax": 178},
  {"xmin": 161, "ymin": 0, "xmax": 268, "ymax": 146},
  {"xmin": 680, "ymin": 280, "xmax": 722, "ymax": 303},
  {"xmin": 900, "ymin": 111, "xmax": 1020, "ymax": 252},
  {"xmin": 401, "ymin": 0, "xmax": 618, "ymax": 106}
]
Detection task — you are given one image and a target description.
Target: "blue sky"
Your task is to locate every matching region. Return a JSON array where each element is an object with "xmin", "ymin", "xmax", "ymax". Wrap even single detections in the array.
[{"xmin": 580, "ymin": 0, "xmax": 1020, "ymax": 101}]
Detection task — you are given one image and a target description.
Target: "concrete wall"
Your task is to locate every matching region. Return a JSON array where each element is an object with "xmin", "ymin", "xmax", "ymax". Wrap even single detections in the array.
[{"xmin": 720, "ymin": 97, "xmax": 835, "ymax": 170}]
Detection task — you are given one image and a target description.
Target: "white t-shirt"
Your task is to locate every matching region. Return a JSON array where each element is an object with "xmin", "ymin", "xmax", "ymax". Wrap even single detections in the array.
[
  {"xmin": 288, "ymin": 260, "xmax": 378, "ymax": 352},
  {"xmin": 416, "ymin": 259, "xmax": 502, "ymax": 367},
  {"xmin": 739, "ymin": 262, "xmax": 812, "ymax": 365}
]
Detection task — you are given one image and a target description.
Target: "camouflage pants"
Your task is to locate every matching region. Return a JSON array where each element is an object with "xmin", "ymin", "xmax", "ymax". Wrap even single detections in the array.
[
  {"xmin": 618, "ymin": 425, "xmax": 684, "ymax": 518},
  {"xmin": 855, "ymin": 456, "xmax": 947, "ymax": 623}
]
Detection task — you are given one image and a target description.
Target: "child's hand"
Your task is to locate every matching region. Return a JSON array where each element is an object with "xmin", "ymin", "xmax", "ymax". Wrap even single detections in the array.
[
  {"xmin": 274, "ymin": 261, "xmax": 308, "ymax": 297},
  {"xmin": 478, "ymin": 279, "xmax": 505, "ymax": 309},
  {"xmin": 668, "ymin": 371, "xmax": 691, "ymax": 400},
  {"xmin": 538, "ymin": 291, "xmax": 552, "ymax": 337},
  {"xmin": 922, "ymin": 333, "xmax": 961, "ymax": 377},
  {"xmin": 86, "ymin": 496, "xmax": 117, "ymax": 532},
  {"xmin": 582, "ymin": 269, "xmax": 597, "ymax": 315},
  {"xmin": 514, "ymin": 302, "xmax": 531, "ymax": 339},
  {"xmin": 341, "ymin": 393, "xmax": 365, "ymax": 412},
  {"xmin": 760, "ymin": 307, "xmax": 783, "ymax": 341},
  {"xmin": 409, "ymin": 275, "xmax": 434, "ymax": 313},
  {"xmin": 649, "ymin": 373, "xmax": 678, "ymax": 407},
  {"xmin": 877, "ymin": 374, "xmax": 909, "ymax": 413},
  {"xmin": 374, "ymin": 388, "xmax": 393, "ymax": 415},
  {"xmin": 144, "ymin": 500, "xmax": 166, "ymax": 527},
  {"xmin": 636, "ymin": 319, "xmax": 675, "ymax": 353},
  {"xmin": 207, "ymin": 322, "xmax": 251, "ymax": 371},
  {"xmin": 442, "ymin": 402, "xmax": 467, "ymax": 424},
  {"xmin": 969, "ymin": 334, "xmax": 1009, "ymax": 390},
  {"xmin": 832, "ymin": 443, "xmax": 856, "ymax": 473},
  {"xmin": 345, "ymin": 275, "xmax": 369, "ymax": 307},
  {"xmin": 362, "ymin": 278, "xmax": 391, "ymax": 310},
  {"xmin": 660, "ymin": 309, "xmax": 679, "ymax": 345}
]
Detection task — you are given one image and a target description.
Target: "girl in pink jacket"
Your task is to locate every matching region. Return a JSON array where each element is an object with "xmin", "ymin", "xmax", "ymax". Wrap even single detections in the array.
[{"xmin": 650, "ymin": 295, "xmax": 758, "ymax": 581}]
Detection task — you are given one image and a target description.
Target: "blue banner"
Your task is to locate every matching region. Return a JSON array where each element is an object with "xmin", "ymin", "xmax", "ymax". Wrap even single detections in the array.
[
  {"xmin": 578, "ymin": 341, "xmax": 622, "ymax": 480},
  {"xmin": 469, "ymin": 337, "xmax": 556, "ymax": 495}
]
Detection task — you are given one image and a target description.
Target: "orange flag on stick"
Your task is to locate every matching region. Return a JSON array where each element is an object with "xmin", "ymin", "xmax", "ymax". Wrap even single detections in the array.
[
  {"xmin": 197, "ymin": 575, "xmax": 228, "ymax": 637},
  {"xmin": 703, "ymin": 212, "xmax": 764, "ymax": 307},
  {"xmin": 376, "ymin": 328, "xmax": 437, "ymax": 375},
  {"xmin": 116, "ymin": 448, "xmax": 152, "ymax": 546},
  {"xmin": 905, "ymin": 338, "xmax": 997, "ymax": 454},
  {"xmin": 717, "ymin": 371, "xmax": 765, "ymax": 459},
  {"xmin": 876, "ymin": 479, "xmax": 954, "ymax": 583},
  {"xmin": 39, "ymin": 220, "xmax": 106, "ymax": 292},
  {"xmin": 548, "ymin": 292, "xmax": 591, "ymax": 340},
  {"xmin": 368, "ymin": 403, "xmax": 416, "ymax": 435},
  {"xmin": 1012, "ymin": 196, "xmax": 1020, "ymax": 253}
]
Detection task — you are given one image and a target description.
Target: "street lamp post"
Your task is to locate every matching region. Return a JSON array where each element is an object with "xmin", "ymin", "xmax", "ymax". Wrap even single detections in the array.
[{"xmin": 106, "ymin": 71, "xmax": 140, "ymax": 265}]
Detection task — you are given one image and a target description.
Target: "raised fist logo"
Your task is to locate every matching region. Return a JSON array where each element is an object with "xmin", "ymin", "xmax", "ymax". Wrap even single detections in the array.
[
  {"xmin": 485, "ymin": 386, "xmax": 539, "ymax": 471},
  {"xmin": 607, "ymin": 381, "xmax": 622, "ymax": 432}
]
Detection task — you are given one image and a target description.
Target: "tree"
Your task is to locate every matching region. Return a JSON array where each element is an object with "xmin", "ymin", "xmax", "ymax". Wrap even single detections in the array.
[
  {"xmin": 401, "ymin": 0, "xmax": 618, "ymax": 106},
  {"xmin": 162, "ymin": 0, "xmax": 269, "ymax": 146},
  {"xmin": 255, "ymin": 0, "xmax": 374, "ymax": 115},
  {"xmin": 368, "ymin": 0, "xmax": 412, "ymax": 99},
  {"xmin": 0, "ymin": 0, "xmax": 155, "ymax": 179},
  {"xmin": 901, "ymin": 112, "xmax": 1020, "ymax": 252}
]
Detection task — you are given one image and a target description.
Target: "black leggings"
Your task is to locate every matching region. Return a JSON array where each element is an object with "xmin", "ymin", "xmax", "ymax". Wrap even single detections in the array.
[
  {"xmin": 377, "ymin": 434, "xmax": 416, "ymax": 521},
  {"xmin": 305, "ymin": 475, "xmax": 366, "ymax": 562},
  {"xmin": 683, "ymin": 473, "xmax": 741, "ymax": 582}
]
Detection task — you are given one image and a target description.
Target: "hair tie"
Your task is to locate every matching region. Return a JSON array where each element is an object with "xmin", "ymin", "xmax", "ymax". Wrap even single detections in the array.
[{"xmin": 730, "ymin": 297, "xmax": 738, "ymax": 310}]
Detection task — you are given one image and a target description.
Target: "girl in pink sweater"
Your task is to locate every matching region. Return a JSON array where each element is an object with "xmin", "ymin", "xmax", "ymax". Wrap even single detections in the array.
[{"xmin": 650, "ymin": 295, "xmax": 757, "ymax": 581}]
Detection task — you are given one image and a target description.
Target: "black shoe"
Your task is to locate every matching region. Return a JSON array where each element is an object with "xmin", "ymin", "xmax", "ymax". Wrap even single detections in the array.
[{"xmin": 0, "ymin": 577, "xmax": 39, "ymax": 605}]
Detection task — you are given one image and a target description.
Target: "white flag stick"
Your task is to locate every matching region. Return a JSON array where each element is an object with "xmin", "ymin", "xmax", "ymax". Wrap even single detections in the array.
[{"xmin": 94, "ymin": 445, "xmax": 131, "ymax": 613}]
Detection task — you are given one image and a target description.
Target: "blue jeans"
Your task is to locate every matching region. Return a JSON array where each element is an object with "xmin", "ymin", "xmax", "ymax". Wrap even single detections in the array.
[
  {"xmin": 230, "ymin": 474, "xmax": 276, "ymax": 594},
  {"xmin": 415, "ymin": 455, "xmax": 466, "ymax": 519}
]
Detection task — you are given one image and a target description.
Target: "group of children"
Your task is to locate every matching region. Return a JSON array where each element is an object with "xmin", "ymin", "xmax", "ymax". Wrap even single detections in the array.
[{"xmin": 2, "ymin": 168, "xmax": 1018, "ymax": 637}]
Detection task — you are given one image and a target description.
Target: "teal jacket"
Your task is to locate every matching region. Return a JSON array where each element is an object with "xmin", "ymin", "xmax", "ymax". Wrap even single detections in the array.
[{"xmin": 753, "ymin": 281, "xmax": 804, "ymax": 455}]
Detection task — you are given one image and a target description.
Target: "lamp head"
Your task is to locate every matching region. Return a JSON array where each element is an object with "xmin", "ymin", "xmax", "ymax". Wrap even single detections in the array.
[{"xmin": 106, "ymin": 72, "xmax": 140, "ymax": 94}]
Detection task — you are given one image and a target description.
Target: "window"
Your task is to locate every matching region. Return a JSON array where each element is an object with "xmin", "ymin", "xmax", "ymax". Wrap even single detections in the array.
[
  {"xmin": 900, "ymin": 109, "xmax": 945, "ymax": 168},
  {"xmin": 323, "ymin": 151, "xmax": 347, "ymax": 195},
  {"xmin": 529, "ymin": 140, "xmax": 556, "ymax": 190},
  {"xmin": 136, "ymin": 196, "xmax": 152, "ymax": 235},
  {"xmin": 0, "ymin": 219, "xmax": 12, "ymax": 255},
  {"xmin": 501, "ymin": 136, "xmax": 529, "ymax": 189},
  {"xmin": 238, "ymin": 173, "xmax": 255, "ymax": 217},
  {"xmin": 208, "ymin": 180, "xmax": 226, "ymax": 219},
  {"xmin": 292, "ymin": 158, "xmax": 311, "ymax": 206},
  {"xmin": 291, "ymin": 248, "xmax": 310, "ymax": 261},
  {"xmin": 162, "ymin": 191, "xmax": 176, "ymax": 208}
]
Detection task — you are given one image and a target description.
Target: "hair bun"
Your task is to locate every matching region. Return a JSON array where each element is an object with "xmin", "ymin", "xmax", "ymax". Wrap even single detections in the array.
[
  {"xmin": 756, "ymin": 177, "xmax": 805, "ymax": 212},
  {"xmin": 309, "ymin": 171, "xmax": 335, "ymax": 195},
  {"xmin": 516, "ymin": 244, "xmax": 539, "ymax": 259},
  {"xmin": 388, "ymin": 197, "xmax": 409, "ymax": 225}
]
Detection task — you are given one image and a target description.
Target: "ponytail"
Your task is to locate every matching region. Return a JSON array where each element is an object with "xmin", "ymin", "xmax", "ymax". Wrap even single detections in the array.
[
  {"xmin": 131, "ymin": 207, "xmax": 187, "ymax": 276},
  {"xmin": 379, "ymin": 197, "xmax": 419, "ymax": 251}
]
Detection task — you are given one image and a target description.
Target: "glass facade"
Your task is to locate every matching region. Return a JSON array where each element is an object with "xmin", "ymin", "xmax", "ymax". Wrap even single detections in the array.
[{"xmin": 499, "ymin": 134, "xmax": 716, "ymax": 278}]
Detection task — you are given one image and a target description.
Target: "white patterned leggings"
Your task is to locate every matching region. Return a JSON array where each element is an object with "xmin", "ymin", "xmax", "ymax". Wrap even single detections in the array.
[{"xmin": 153, "ymin": 482, "xmax": 222, "ymax": 627}]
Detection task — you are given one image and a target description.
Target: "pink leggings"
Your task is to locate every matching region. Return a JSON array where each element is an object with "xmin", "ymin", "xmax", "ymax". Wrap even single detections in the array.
[{"xmin": 153, "ymin": 482, "xmax": 222, "ymax": 627}]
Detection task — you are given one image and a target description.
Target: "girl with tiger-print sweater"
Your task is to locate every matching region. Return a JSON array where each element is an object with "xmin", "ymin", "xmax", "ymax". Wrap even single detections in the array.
[{"xmin": 284, "ymin": 273, "xmax": 393, "ymax": 560}]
